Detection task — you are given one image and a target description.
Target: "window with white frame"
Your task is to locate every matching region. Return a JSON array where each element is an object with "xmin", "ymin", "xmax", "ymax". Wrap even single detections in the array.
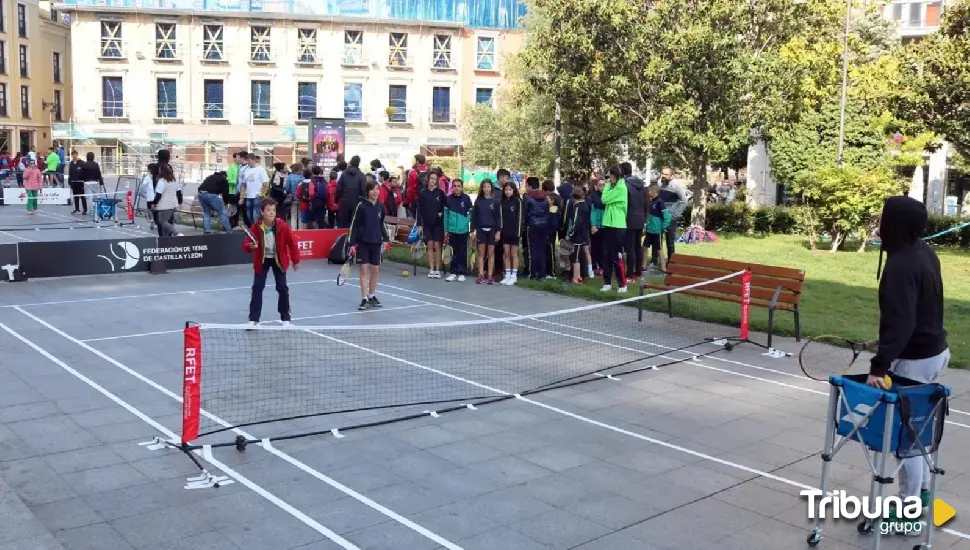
[
  {"xmin": 20, "ymin": 85, "xmax": 28, "ymax": 118},
  {"xmin": 0, "ymin": 84, "xmax": 7, "ymax": 117},
  {"xmin": 297, "ymin": 82, "xmax": 316, "ymax": 120},
  {"xmin": 389, "ymin": 32, "xmax": 408, "ymax": 67},
  {"xmin": 251, "ymin": 26, "xmax": 271, "ymax": 62},
  {"xmin": 0, "ymin": 42, "xmax": 5, "ymax": 75},
  {"xmin": 157, "ymin": 78, "xmax": 177, "ymax": 118},
  {"xmin": 53, "ymin": 52, "xmax": 61, "ymax": 82},
  {"xmin": 476, "ymin": 36, "xmax": 495, "ymax": 71},
  {"xmin": 433, "ymin": 35, "xmax": 451, "ymax": 69},
  {"xmin": 432, "ymin": 86, "xmax": 451, "ymax": 123},
  {"xmin": 388, "ymin": 84, "xmax": 407, "ymax": 122},
  {"xmin": 344, "ymin": 30, "xmax": 364, "ymax": 65},
  {"xmin": 101, "ymin": 21, "xmax": 123, "ymax": 58},
  {"xmin": 203, "ymin": 79, "xmax": 224, "ymax": 118},
  {"xmin": 53, "ymin": 90, "xmax": 62, "ymax": 121},
  {"xmin": 17, "ymin": 4, "xmax": 26, "ymax": 38},
  {"xmin": 102, "ymin": 76, "xmax": 123, "ymax": 117},
  {"xmin": 475, "ymin": 87, "xmax": 494, "ymax": 106},
  {"xmin": 202, "ymin": 24, "xmax": 223, "ymax": 61},
  {"xmin": 155, "ymin": 23, "xmax": 177, "ymax": 59},
  {"xmin": 251, "ymin": 80, "xmax": 271, "ymax": 119},
  {"xmin": 343, "ymin": 83, "xmax": 362, "ymax": 121},
  {"xmin": 297, "ymin": 28, "xmax": 316, "ymax": 63},
  {"xmin": 18, "ymin": 45, "xmax": 26, "ymax": 77}
]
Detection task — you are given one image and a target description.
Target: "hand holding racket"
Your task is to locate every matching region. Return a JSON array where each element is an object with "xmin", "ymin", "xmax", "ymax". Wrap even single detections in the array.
[
  {"xmin": 442, "ymin": 244, "xmax": 454, "ymax": 265},
  {"xmin": 240, "ymin": 224, "xmax": 259, "ymax": 250},
  {"xmin": 336, "ymin": 246, "xmax": 356, "ymax": 286},
  {"xmin": 798, "ymin": 335, "xmax": 886, "ymax": 384}
]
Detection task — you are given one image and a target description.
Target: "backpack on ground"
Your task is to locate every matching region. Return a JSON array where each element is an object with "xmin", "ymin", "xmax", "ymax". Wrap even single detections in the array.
[{"xmin": 328, "ymin": 234, "xmax": 351, "ymax": 264}]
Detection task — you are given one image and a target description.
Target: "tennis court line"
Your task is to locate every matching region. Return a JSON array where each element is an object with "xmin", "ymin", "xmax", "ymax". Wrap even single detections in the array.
[
  {"xmin": 12, "ymin": 306, "xmax": 465, "ymax": 550},
  {"xmin": 375, "ymin": 283, "xmax": 970, "ymax": 430},
  {"xmin": 299, "ymin": 309, "xmax": 970, "ymax": 543},
  {"xmin": 79, "ymin": 303, "xmax": 431, "ymax": 342},
  {"xmin": 0, "ymin": 228, "xmax": 30, "ymax": 242},
  {"xmin": 0, "ymin": 319, "xmax": 361, "ymax": 550},
  {"xmin": 34, "ymin": 208, "xmax": 156, "ymax": 238}
]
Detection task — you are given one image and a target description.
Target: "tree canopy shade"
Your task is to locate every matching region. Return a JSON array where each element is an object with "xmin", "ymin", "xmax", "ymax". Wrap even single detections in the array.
[{"xmin": 893, "ymin": 0, "xmax": 970, "ymax": 161}]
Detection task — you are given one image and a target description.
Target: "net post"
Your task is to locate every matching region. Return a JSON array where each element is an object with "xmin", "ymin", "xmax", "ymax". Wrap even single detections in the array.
[
  {"xmin": 182, "ymin": 322, "xmax": 202, "ymax": 446},
  {"xmin": 740, "ymin": 269, "xmax": 751, "ymax": 341}
]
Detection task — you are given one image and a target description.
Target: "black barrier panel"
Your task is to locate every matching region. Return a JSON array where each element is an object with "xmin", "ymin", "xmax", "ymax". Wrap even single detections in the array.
[
  {"xmin": 18, "ymin": 237, "xmax": 157, "ymax": 278},
  {"xmin": 0, "ymin": 243, "xmax": 19, "ymax": 281},
  {"xmin": 150, "ymin": 233, "xmax": 251, "ymax": 270}
]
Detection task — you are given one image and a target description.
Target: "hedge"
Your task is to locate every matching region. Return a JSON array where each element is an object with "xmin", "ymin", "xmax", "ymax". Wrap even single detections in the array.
[{"xmin": 680, "ymin": 203, "xmax": 970, "ymax": 248}]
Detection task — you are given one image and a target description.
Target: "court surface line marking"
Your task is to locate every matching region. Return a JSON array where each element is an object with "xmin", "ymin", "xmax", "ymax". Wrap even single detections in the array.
[
  {"xmin": 12, "ymin": 306, "xmax": 465, "ymax": 550},
  {"xmin": 374, "ymin": 282, "xmax": 970, "ymax": 429},
  {"xmin": 34, "ymin": 208, "xmax": 156, "ymax": 238},
  {"xmin": 79, "ymin": 303, "xmax": 430, "ymax": 342},
  {"xmin": 0, "ymin": 229, "xmax": 30, "ymax": 242},
  {"xmin": 0, "ymin": 320, "xmax": 360, "ymax": 550},
  {"xmin": 300, "ymin": 305, "xmax": 970, "ymax": 542}
]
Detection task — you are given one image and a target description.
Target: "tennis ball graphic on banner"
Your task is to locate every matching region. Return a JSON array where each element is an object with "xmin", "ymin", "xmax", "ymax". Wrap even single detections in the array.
[{"xmin": 97, "ymin": 241, "xmax": 141, "ymax": 271}]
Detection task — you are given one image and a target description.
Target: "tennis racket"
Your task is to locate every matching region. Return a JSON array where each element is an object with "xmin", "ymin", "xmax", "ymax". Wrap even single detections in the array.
[
  {"xmin": 336, "ymin": 252, "xmax": 354, "ymax": 286},
  {"xmin": 798, "ymin": 335, "xmax": 879, "ymax": 381},
  {"xmin": 240, "ymin": 224, "xmax": 258, "ymax": 246},
  {"xmin": 411, "ymin": 241, "xmax": 426, "ymax": 260},
  {"xmin": 442, "ymin": 244, "xmax": 453, "ymax": 265},
  {"xmin": 557, "ymin": 239, "xmax": 575, "ymax": 269}
]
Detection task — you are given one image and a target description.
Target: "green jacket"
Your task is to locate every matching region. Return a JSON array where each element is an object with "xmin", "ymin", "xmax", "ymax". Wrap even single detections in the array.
[
  {"xmin": 227, "ymin": 163, "xmax": 239, "ymax": 195},
  {"xmin": 601, "ymin": 178, "xmax": 628, "ymax": 229},
  {"xmin": 646, "ymin": 209, "xmax": 671, "ymax": 234}
]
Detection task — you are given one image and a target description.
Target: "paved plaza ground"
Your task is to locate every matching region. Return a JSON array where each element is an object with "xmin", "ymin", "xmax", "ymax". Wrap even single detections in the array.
[{"xmin": 1, "ymin": 258, "xmax": 969, "ymax": 550}]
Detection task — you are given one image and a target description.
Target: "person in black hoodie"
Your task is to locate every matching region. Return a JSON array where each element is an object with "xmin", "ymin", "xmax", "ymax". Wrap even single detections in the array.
[
  {"xmin": 524, "ymin": 177, "xmax": 551, "ymax": 280},
  {"xmin": 621, "ymin": 162, "xmax": 647, "ymax": 280},
  {"xmin": 541, "ymin": 180, "xmax": 562, "ymax": 278},
  {"xmin": 68, "ymin": 150, "xmax": 86, "ymax": 214},
  {"xmin": 348, "ymin": 181, "xmax": 391, "ymax": 311},
  {"xmin": 470, "ymin": 179, "xmax": 501, "ymax": 284},
  {"xmin": 499, "ymin": 183, "xmax": 523, "ymax": 285},
  {"xmin": 867, "ymin": 196, "xmax": 948, "ymax": 521},
  {"xmin": 336, "ymin": 155, "xmax": 366, "ymax": 228},
  {"xmin": 416, "ymin": 172, "xmax": 446, "ymax": 278}
]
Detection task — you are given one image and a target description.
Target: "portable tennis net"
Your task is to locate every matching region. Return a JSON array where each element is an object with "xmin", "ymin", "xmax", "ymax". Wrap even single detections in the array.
[{"xmin": 178, "ymin": 269, "xmax": 754, "ymax": 451}]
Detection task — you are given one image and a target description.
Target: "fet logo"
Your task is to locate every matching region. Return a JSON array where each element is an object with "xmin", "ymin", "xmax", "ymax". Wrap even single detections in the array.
[{"xmin": 297, "ymin": 239, "xmax": 313, "ymax": 257}]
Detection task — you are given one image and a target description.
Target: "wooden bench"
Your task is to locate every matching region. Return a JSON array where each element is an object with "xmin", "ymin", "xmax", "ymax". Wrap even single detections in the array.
[
  {"xmin": 385, "ymin": 215, "xmax": 415, "ymax": 245},
  {"xmin": 175, "ymin": 199, "xmax": 204, "ymax": 229},
  {"xmin": 641, "ymin": 253, "xmax": 805, "ymax": 348}
]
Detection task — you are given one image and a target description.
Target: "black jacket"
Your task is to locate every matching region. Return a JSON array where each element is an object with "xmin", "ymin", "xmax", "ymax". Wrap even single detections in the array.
[
  {"xmin": 77, "ymin": 161, "xmax": 104, "ymax": 186},
  {"xmin": 199, "ymin": 172, "xmax": 230, "ymax": 202},
  {"xmin": 471, "ymin": 195, "xmax": 500, "ymax": 230},
  {"xmin": 500, "ymin": 196, "xmax": 523, "ymax": 239},
  {"xmin": 68, "ymin": 159, "xmax": 84, "ymax": 182},
  {"xmin": 524, "ymin": 189, "xmax": 549, "ymax": 228},
  {"xmin": 567, "ymin": 201, "xmax": 590, "ymax": 245},
  {"xmin": 348, "ymin": 200, "xmax": 389, "ymax": 245},
  {"xmin": 416, "ymin": 187, "xmax": 446, "ymax": 227},
  {"xmin": 336, "ymin": 166, "xmax": 366, "ymax": 208},
  {"xmin": 869, "ymin": 196, "xmax": 947, "ymax": 377},
  {"xmin": 625, "ymin": 176, "xmax": 647, "ymax": 230}
]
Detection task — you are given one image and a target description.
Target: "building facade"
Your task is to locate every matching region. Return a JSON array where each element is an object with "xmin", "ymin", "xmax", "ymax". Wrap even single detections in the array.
[
  {"xmin": 0, "ymin": 0, "xmax": 71, "ymax": 156},
  {"xmin": 58, "ymin": 0, "xmax": 524, "ymax": 173}
]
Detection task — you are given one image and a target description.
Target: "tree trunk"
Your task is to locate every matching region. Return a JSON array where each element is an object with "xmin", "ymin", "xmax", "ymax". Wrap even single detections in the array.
[
  {"xmin": 690, "ymin": 153, "xmax": 709, "ymax": 227},
  {"xmin": 808, "ymin": 234, "xmax": 818, "ymax": 251},
  {"xmin": 829, "ymin": 231, "xmax": 844, "ymax": 252}
]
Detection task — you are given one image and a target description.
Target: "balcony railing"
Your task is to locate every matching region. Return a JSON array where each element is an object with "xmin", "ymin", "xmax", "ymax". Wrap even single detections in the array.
[
  {"xmin": 430, "ymin": 108, "xmax": 457, "ymax": 125},
  {"xmin": 157, "ymin": 101, "xmax": 179, "ymax": 119},
  {"xmin": 101, "ymin": 101, "xmax": 128, "ymax": 118},
  {"xmin": 203, "ymin": 102, "xmax": 225, "ymax": 120}
]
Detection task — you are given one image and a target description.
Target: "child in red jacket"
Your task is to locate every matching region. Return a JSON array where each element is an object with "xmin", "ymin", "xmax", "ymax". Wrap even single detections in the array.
[{"xmin": 243, "ymin": 198, "xmax": 300, "ymax": 326}]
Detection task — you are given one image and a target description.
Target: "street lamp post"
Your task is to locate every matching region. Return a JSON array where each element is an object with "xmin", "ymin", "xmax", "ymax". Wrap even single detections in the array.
[{"xmin": 836, "ymin": 0, "xmax": 852, "ymax": 167}]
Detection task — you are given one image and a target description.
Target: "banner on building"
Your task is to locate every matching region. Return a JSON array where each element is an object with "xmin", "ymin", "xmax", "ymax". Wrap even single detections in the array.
[{"xmin": 310, "ymin": 118, "xmax": 346, "ymax": 171}]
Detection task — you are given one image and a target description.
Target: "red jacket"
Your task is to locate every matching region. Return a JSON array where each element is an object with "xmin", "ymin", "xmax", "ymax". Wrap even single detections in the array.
[
  {"xmin": 326, "ymin": 179, "xmax": 339, "ymax": 211},
  {"xmin": 242, "ymin": 218, "xmax": 300, "ymax": 271},
  {"xmin": 404, "ymin": 164, "xmax": 428, "ymax": 207}
]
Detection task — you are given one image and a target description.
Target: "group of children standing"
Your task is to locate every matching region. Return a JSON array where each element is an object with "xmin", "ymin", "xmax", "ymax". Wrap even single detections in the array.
[{"xmin": 410, "ymin": 164, "xmax": 674, "ymax": 291}]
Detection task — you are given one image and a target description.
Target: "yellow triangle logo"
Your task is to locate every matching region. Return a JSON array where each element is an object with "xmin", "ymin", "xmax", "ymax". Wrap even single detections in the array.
[{"xmin": 934, "ymin": 499, "xmax": 956, "ymax": 527}]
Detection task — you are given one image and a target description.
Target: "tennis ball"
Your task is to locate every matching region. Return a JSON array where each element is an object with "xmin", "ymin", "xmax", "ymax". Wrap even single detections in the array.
[
  {"xmin": 883, "ymin": 375, "xmax": 892, "ymax": 389},
  {"xmin": 401, "ymin": 270, "xmax": 410, "ymax": 277}
]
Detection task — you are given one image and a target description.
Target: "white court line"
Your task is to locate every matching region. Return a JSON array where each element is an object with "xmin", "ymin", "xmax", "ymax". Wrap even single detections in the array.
[
  {"xmin": 12, "ymin": 306, "xmax": 463, "ymax": 550},
  {"xmin": 0, "ymin": 229, "xmax": 30, "ymax": 242},
  {"xmin": 35, "ymin": 206, "xmax": 158, "ymax": 237},
  {"xmin": 375, "ymin": 282, "xmax": 970, "ymax": 430},
  {"xmin": 299, "ymin": 302, "xmax": 970, "ymax": 542},
  {"xmin": 32, "ymin": 209, "xmax": 150, "ymax": 238},
  {"xmin": 0, "ymin": 319, "xmax": 360, "ymax": 550},
  {"xmin": 80, "ymin": 303, "xmax": 431, "ymax": 342}
]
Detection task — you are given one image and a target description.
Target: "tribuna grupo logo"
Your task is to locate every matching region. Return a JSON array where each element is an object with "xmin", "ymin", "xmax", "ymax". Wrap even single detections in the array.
[{"xmin": 802, "ymin": 489, "xmax": 955, "ymax": 536}]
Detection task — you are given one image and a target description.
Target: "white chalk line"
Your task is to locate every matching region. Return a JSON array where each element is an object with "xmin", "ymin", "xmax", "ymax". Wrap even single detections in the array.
[
  {"xmin": 11, "ymin": 306, "xmax": 463, "ymax": 550},
  {"xmin": 0, "ymin": 319, "xmax": 360, "ymax": 550}
]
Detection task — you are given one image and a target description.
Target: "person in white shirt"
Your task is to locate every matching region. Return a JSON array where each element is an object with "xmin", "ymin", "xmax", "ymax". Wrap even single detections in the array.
[
  {"xmin": 241, "ymin": 155, "xmax": 267, "ymax": 227},
  {"xmin": 152, "ymin": 163, "xmax": 182, "ymax": 237}
]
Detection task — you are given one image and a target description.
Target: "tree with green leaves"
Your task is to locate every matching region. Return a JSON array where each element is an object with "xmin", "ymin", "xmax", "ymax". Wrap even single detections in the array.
[{"xmin": 893, "ymin": 0, "xmax": 970, "ymax": 161}]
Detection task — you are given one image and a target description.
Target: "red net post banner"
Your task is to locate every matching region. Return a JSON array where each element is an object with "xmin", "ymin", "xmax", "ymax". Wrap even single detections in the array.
[
  {"xmin": 182, "ymin": 325, "xmax": 202, "ymax": 445},
  {"xmin": 740, "ymin": 269, "xmax": 751, "ymax": 340},
  {"xmin": 126, "ymin": 190, "xmax": 134, "ymax": 223}
]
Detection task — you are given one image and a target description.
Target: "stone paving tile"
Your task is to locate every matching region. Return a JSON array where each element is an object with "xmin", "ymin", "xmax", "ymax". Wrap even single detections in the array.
[
  {"xmin": 407, "ymin": 504, "xmax": 503, "ymax": 542},
  {"xmin": 508, "ymin": 508, "xmax": 613, "ymax": 549},
  {"xmin": 621, "ymin": 498, "xmax": 765, "ymax": 550},
  {"xmin": 343, "ymin": 521, "xmax": 445, "ymax": 550},
  {"xmin": 59, "ymin": 463, "xmax": 151, "ymax": 496},
  {"xmin": 0, "ymin": 533, "xmax": 66, "ymax": 550},
  {"xmin": 425, "ymin": 439, "xmax": 507, "ymax": 466},
  {"xmin": 458, "ymin": 526, "xmax": 552, "ymax": 550},
  {"xmin": 218, "ymin": 514, "xmax": 325, "ymax": 550},
  {"xmin": 55, "ymin": 523, "xmax": 135, "ymax": 550},
  {"xmin": 29, "ymin": 497, "xmax": 105, "ymax": 532}
]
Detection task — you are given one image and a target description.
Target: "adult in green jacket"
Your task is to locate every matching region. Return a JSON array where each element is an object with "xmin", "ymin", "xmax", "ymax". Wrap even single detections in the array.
[{"xmin": 599, "ymin": 166, "xmax": 629, "ymax": 292}]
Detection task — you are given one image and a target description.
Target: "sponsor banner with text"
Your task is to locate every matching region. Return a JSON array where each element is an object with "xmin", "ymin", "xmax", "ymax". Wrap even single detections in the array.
[
  {"xmin": 0, "ymin": 244, "xmax": 19, "ymax": 282},
  {"xmin": 3, "ymin": 187, "xmax": 71, "ymax": 205},
  {"xmin": 17, "ymin": 238, "xmax": 157, "ymax": 279},
  {"xmin": 152, "ymin": 233, "xmax": 250, "ymax": 270},
  {"xmin": 293, "ymin": 229, "xmax": 344, "ymax": 260}
]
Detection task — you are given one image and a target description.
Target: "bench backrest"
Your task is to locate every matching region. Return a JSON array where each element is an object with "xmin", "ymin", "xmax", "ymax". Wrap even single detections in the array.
[
  {"xmin": 385, "ymin": 216, "xmax": 414, "ymax": 242},
  {"xmin": 664, "ymin": 253, "xmax": 805, "ymax": 306}
]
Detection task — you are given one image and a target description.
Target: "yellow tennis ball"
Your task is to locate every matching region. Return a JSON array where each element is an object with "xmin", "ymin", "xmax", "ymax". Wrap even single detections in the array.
[
  {"xmin": 883, "ymin": 375, "xmax": 892, "ymax": 389},
  {"xmin": 401, "ymin": 270, "xmax": 410, "ymax": 277}
]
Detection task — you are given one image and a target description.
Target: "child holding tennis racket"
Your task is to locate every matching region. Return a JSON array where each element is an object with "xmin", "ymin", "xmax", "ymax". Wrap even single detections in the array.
[
  {"xmin": 566, "ymin": 186, "xmax": 590, "ymax": 285},
  {"xmin": 348, "ymin": 181, "xmax": 391, "ymax": 310},
  {"xmin": 243, "ymin": 198, "xmax": 300, "ymax": 326},
  {"xmin": 416, "ymin": 172, "xmax": 446, "ymax": 278},
  {"xmin": 444, "ymin": 178, "xmax": 472, "ymax": 282}
]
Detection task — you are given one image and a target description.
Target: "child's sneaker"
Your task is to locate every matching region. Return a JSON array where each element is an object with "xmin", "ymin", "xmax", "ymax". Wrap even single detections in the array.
[
  {"xmin": 543, "ymin": 275, "xmax": 555, "ymax": 281},
  {"xmin": 920, "ymin": 489, "xmax": 932, "ymax": 509},
  {"xmin": 434, "ymin": 271, "xmax": 442, "ymax": 279},
  {"xmin": 510, "ymin": 274, "xmax": 518, "ymax": 285},
  {"xmin": 487, "ymin": 277, "xmax": 494, "ymax": 285},
  {"xmin": 600, "ymin": 285, "xmax": 612, "ymax": 292},
  {"xmin": 247, "ymin": 320, "xmax": 258, "ymax": 327},
  {"xmin": 476, "ymin": 275, "xmax": 485, "ymax": 284},
  {"xmin": 358, "ymin": 299, "xmax": 369, "ymax": 311},
  {"xmin": 367, "ymin": 296, "xmax": 382, "ymax": 308},
  {"xmin": 281, "ymin": 321, "xmax": 292, "ymax": 327},
  {"xmin": 445, "ymin": 273, "xmax": 457, "ymax": 282},
  {"xmin": 617, "ymin": 286, "xmax": 628, "ymax": 294},
  {"xmin": 427, "ymin": 271, "xmax": 435, "ymax": 279},
  {"xmin": 457, "ymin": 274, "xmax": 466, "ymax": 282}
]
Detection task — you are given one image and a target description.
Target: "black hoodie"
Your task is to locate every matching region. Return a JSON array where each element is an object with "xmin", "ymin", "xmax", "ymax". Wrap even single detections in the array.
[
  {"xmin": 869, "ymin": 196, "xmax": 947, "ymax": 377},
  {"xmin": 336, "ymin": 166, "xmax": 366, "ymax": 207},
  {"xmin": 625, "ymin": 176, "xmax": 647, "ymax": 230}
]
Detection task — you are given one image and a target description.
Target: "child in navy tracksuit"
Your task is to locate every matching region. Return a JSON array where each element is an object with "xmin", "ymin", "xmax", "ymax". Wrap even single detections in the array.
[
  {"xmin": 470, "ymin": 179, "xmax": 501, "ymax": 284},
  {"xmin": 523, "ymin": 177, "xmax": 551, "ymax": 280},
  {"xmin": 566, "ymin": 187, "xmax": 590, "ymax": 284},
  {"xmin": 417, "ymin": 172, "xmax": 447, "ymax": 278},
  {"xmin": 444, "ymin": 178, "xmax": 472, "ymax": 281},
  {"xmin": 348, "ymin": 181, "xmax": 391, "ymax": 310}
]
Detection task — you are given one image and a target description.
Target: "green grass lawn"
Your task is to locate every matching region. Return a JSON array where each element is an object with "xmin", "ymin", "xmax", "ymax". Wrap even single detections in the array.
[{"xmin": 385, "ymin": 235, "xmax": 970, "ymax": 367}]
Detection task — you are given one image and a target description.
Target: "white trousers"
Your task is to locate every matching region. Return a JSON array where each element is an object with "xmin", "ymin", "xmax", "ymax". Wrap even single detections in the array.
[{"xmin": 893, "ymin": 348, "xmax": 950, "ymax": 499}]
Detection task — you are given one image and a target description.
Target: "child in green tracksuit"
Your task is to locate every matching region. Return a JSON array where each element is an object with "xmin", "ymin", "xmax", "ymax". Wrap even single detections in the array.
[
  {"xmin": 600, "ymin": 166, "xmax": 629, "ymax": 292},
  {"xmin": 644, "ymin": 183, "xmax": 672, "ymax": 270},
  {"xmin": 443, "ymin": 178, "xmax": 472, "ymax": 281}
]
